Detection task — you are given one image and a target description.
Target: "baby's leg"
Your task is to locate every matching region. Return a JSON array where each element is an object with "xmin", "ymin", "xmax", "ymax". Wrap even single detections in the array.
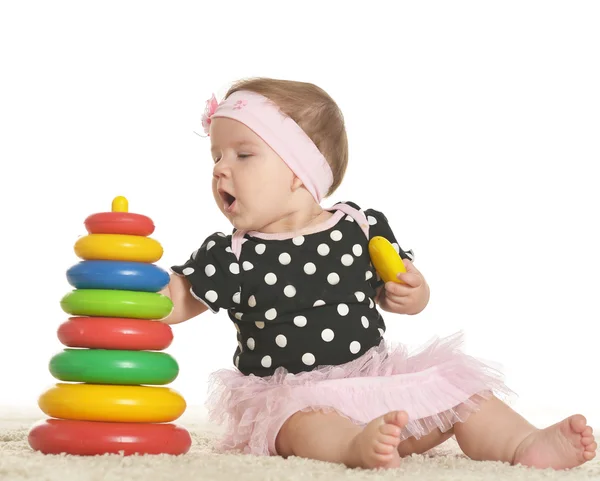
[
  {"xmin": 453, "ymin": 395, "xmax": 597, "ymax": 469},
  {"xmin": 275, "ymin": 409, "xmax": 409, "ymax": 469}
]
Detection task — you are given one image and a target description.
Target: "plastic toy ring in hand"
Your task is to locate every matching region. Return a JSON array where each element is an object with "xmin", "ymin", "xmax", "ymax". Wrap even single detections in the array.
[{"xmin": 368, "ymin": 236, "xmax": 407, "ymax": 283}]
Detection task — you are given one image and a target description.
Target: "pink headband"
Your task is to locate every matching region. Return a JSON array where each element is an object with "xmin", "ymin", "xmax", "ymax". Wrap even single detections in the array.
[{"xmin": 201, "ymin": 90, "xmax": 333, "ymax": 203}]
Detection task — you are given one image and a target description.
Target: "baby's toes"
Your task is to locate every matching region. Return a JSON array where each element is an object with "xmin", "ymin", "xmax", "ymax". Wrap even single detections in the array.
[
  {"xmin": 582, "ymin": 426, "xmax": 593, "ymax": 437},
  {"xmin": 374, "ymin": 435, "xmax": 401, "ymax": 454},
  {"xmin": 569, "ymin": 415, "xmax": 587, "ymax": 434},
  {"xmin": 379, "ymin": 423, "xmax": 401, "ymax": 439}
]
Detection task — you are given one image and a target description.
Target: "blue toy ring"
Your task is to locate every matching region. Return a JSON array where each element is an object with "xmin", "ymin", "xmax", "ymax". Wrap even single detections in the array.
[{"xmin": 66, "ymin": 260, "xmax": 170, "ymax": 292}]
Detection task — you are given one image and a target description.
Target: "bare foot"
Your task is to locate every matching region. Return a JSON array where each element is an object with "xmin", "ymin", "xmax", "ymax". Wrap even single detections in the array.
[
  {"xmin": 513, "ymin": 414, "xmax": 597, "ymax": 470},
  {"xmin": 346, "ymin": 411, "xmax": 408, "ymax": 469}
]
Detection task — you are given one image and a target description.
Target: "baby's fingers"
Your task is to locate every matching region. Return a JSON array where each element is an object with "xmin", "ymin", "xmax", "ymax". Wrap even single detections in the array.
[{"xmin": 384, "ymin": 281, "xmax": 412, "ymax": 298}]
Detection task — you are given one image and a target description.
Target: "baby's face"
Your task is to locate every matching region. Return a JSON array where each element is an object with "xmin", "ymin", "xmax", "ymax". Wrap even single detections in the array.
[{"xmin": 210, "ymin": 117, "xmax": 296, "ymax": 232}]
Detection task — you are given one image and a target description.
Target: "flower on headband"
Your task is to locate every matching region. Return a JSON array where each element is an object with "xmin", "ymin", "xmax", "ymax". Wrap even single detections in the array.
[
  {"xmin": 233, "ymin": 99, "xmax": 248, "ymax": 110},
  {"xmin": 201, "ymin": 94, "xmax": 219, "ymax": 135}
]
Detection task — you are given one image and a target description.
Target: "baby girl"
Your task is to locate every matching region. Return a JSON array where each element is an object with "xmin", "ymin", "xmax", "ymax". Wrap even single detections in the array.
[{"xmin": 160, "ymin": 77, "xmax": 596, "ymax": 470}]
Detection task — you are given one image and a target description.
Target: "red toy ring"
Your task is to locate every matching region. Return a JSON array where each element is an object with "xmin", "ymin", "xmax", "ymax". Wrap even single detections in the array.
[
  {"xmin": 57, "ymin": 317, "xmax": 173, "ymax": 350},
  {"xmin": 28, "ymin": 418, "xmax": 192, "ymax": 455},
  {"xmin": 84, "ymin": 196, "xmax": 155, "ymax": 236},
  {"xmin": 84, "ymin": 211, "xmax": 155, "ymax": 236}
]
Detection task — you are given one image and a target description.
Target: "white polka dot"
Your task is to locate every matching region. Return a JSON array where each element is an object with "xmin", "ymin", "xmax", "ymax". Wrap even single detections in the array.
[
  {"xmin": 313, "ymin": 300, "xmax": 325, "ymax": 307},
  {"xmin": 182, "ymin": 267, "xmax": 195, "ymax": 275},
  {"xmin": 352, "ymin": 244, "xmax": 363, "ymax": 256},
  {"xmin": 369, "ymin": 298, "xmax": 374, "ymax": 308},
  {"xmin": 365, "ymin": 270, "xmax": 373, "ymax": 280},
  {"xmin": 276, "ymin": 334, "xmax": 287, "ymax": 348},
  {"xmin": 378, "ymin": 328, "xmax": 385, "ymax": 337},
  {"xmin": 247, "ymin": 338, "xmax": 255, "ymax": 350},
  {"xmin": 261, "ymin": 356, "xmax": 272, "ymax": 368},
  {"xmin": 302, "ymin": 353, "xmax": 315, "ymax": 366},
  {"xmin": 292, "ymin": 236, "xmax": 305, "ymax": 246},
  {"xmin": 234, "ymin": 323, "xmax": 240, "ymax": 332},
  {"xmin": 337, "ymin": 304, "xmax": 349, "ymax": 316},
  {"xmin": 317, "ymin": 243, "xmax": 330, "ymax": 256},
  {"xmin": 192, "ymin": 249, "xmax": 199, "ymax": 260},
  {"xmin": 341, "ymin": 254, "xmax": 354, "ymax": 266},
  {"xmin": 235, "ymin": 356, "xmax": 239, "ymax": 367},
  {"xmin": 284, "ymin": 285, "xmax": 296, "ymax": 297},
  {"xmin": 217, "ymin": 232, "xmax": 226, "ymax": 237},
  {"xmin": 205, "ymin": 290, "xmax": 218, "ymax": 302},
  {"xmin": 361, "ymin": 316, "xmax": 369, "ymax": 328},
  {"xmin": 248, "ymin": 295, "xmax": 257, "ymax": 307},
  {"xmin": 234, "ymin": 312, "xmax": 243, "ymax": 320},
  {"xmin": 279, "ymin": 253, "xmax": 291, "ymax": 265},
  {"xmin": 243, "ymin": 261, "xmax": 254, "ymax": 271},
  {"xmin": 204, "ymin": 265, "xmax": 215, "ymax": 277},
  {"xmin": 225, "ymin": 246, "xmax": 232, "ymax": 253},
  {"xmin": 350, "ymin": 341, "xmax": 361, "ymax": 354},
  {"xmin": 392, "ymin": 243, "xmax": 400, "ymax": 254},
  {"xmin": 345, "ymin": 215, "xmax": 354, "ymax": 222},
  {"xmin": 367, "ymin": 215, "xmax": 377, "ymax": 225},
  {"xmin": 264, "ymin": 273, "xmax": 277, "ymax": 285},
  {"xmin": 255, "ymin": 321, "xmax": 265, "ymax": 329},
  {"xmin": 330, "ymin": 230, "xmax": 343, "ymax": 241},
  {"xmin": 304, "ymin": 262, "xmax": 316, "ymax": 275},
  {"xmin": 265, "ymin": 308, "xmax": 277, "ymax": 320},
  {"xmin": 206, "ymin": 240, "xmax": 216, "ymax": 250},
  {"xmin": 232, "ymin": 292, "xmax": 241, "ymax": 304},
  {"xmin": 321, "ymin": 329, "xmax": 334, "ymax": 342},
  {"xmin": 229, "ymin": 263, "xmax": 240, "ymax": 274},
  {"xmin": 294, "ymin": 316, "xmax": 307, "ymax": 327},
  {"xmin": 327, "ymin": 273, "xmax": 340, "ymax": 285},
  {"xmin": 354, "ymin": 291, "xmax": 365, "ymax": 302},
  {"xmin": 255, "ymin": 244, "xmax": 266, "ymax": 254},
  {"xmin": 238, "ymin": 341, "xmax": 242, "ymax": 350}
]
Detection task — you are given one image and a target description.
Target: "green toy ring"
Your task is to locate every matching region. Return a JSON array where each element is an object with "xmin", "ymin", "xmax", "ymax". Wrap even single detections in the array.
[
  {"xmin": 49, "ymin": 349, "xmax": 179, "ymax": 385},
  {"xmin": 60, "ymin": 289, "xmax": 173, "ymax": 320}
]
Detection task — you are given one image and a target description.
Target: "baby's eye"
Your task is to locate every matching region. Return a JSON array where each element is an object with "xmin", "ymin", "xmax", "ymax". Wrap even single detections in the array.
[{"xmin": 238, "ymin": 153, "xmax": 252, "ymax": 159}]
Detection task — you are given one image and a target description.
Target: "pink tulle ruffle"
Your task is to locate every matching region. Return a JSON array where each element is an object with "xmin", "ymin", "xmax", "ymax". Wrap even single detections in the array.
[{"xmin": 206, "ymin": 332, "xmax": 513, "ymax": 456}]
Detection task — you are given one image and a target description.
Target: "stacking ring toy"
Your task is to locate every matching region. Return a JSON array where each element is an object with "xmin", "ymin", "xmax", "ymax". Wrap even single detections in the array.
[
  {"xmin": 60, "ymin": 289, "xmax": 173, "ymax": 319},
  {"xmin": 368, "ymin": 236, "xmax": 407, "ymax": 283},
  {"xmin": 28, "ymin": 419, "xmax": 191, "ymax": 455},
  {"xmin": 74, "ymin": 234, "xmax": 163, "ymax": 263},
  {"xmin": 84, "ymin": 196, "xmax": 155, "ymax": 237},
  {"xmin": 39, "ymin": 383, "xmax": 186, "ymax": 423},
  {"xmin": 49, "ymin": 348, "xmax": 179, "ymax": 385},
  {"xmin": 57, "ymin": 317, "xmax": 174, "ymax": 350},
  {"xmin": 66, "ymin": 260, "xmax": 170, "ymax": 292}
]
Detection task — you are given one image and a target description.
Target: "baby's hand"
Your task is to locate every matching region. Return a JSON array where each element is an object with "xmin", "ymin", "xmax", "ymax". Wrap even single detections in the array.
[{"xmin": 375, "ymin": 259, "xmax": 429, "ymax": 315}]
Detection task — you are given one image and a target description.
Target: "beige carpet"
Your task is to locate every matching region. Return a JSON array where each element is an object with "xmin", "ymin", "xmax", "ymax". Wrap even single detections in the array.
[{"xmin": 1, "ymin": 407, "xmax": 598, "ymax": 481}]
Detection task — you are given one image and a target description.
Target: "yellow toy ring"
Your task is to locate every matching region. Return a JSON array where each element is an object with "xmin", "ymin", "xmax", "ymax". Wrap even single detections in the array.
[
  {"xmin": 74, "ymin": 234, "xmax": 163, "ymax": 263},
  {"xmin": 38, "ymin": 383, "xmax": 186, "ymax": 423},
  {"xmin": 368, "ymin": 236, "xmax": 407, "ymax": 283}
]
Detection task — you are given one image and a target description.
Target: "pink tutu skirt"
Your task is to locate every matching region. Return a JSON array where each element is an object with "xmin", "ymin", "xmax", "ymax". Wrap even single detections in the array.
[{"xmin": 206, "ymin": 332, "xmax": 513, "ymax": 456}]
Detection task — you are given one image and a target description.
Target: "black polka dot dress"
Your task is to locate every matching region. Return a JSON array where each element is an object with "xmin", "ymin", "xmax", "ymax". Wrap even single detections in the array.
[
  {"xmin": 171, "ymin": 201, "xmax": 413, "ymax": 377},
  {"xmin": 170, "ymin": 200, "xmax": 510, "ymax": 457}
]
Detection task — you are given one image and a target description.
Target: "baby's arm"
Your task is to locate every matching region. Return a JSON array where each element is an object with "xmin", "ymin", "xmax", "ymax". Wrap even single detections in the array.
[{"xmin": 159, "ymin": 274, "xmax": 208, "ymax": 325}]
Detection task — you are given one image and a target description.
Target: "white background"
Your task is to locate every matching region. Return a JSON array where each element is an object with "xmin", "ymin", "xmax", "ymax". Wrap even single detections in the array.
[{"xmin": 1, "ymin": 1, "xmax": 598, "ymax": 429}]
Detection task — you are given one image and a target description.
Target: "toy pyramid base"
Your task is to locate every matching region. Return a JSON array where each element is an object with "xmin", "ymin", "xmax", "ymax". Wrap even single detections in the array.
[{"xmin": 28, "ymin": 418, "xmax": 192, "ymax": 456}]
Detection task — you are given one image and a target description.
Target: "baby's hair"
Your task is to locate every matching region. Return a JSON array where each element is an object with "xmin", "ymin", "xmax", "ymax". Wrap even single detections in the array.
[{"xmin": 225, "ymin": 77, "xmax": 348, "ymax": 197}]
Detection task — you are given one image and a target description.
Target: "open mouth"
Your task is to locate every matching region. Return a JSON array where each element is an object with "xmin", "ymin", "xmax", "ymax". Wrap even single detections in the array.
[{"xmin": 219, "ymin": 189, "xmax": 237, "ymax": 212}]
